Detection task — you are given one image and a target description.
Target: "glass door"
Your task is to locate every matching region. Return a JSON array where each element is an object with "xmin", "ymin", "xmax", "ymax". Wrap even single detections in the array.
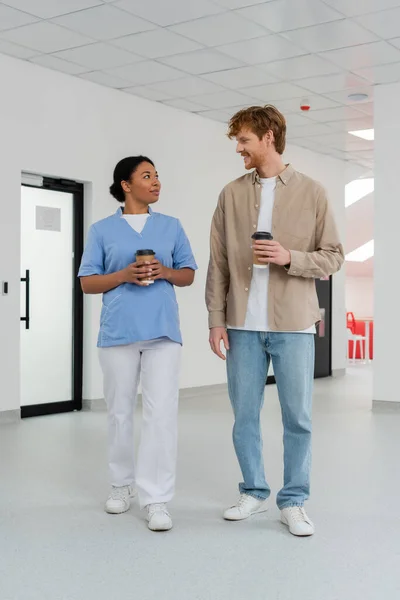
[{"xmin": 20, "ymin": 177, "xmax": 83, "ymax": 417}]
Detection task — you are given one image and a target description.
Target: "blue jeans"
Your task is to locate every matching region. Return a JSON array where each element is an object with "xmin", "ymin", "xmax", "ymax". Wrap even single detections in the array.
[{"xmin": 226, "ymin": 330, "xmax": 315, "ymax": 509}]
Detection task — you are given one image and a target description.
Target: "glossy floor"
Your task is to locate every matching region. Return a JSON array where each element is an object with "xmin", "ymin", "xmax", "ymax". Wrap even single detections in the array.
[{"xmin": 1, "ymin": 366, "xmax": 398, "ymax": 600}]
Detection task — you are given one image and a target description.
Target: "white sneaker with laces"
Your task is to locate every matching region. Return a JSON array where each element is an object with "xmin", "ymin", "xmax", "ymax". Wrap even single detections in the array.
[
  {"xmin": 223, "ymin": 494, "xmax": 268, "ymax": 521},
  {"xmin": 280, "ymin": 507, "xmax": 315, "ymax": 536},
  {"xmin": 105, "ymin": 485, "xmax": 136, "ymax": 514},
  {"xmin": 147, "ymin": 503, "xmax": 173, "ymax": 532}
]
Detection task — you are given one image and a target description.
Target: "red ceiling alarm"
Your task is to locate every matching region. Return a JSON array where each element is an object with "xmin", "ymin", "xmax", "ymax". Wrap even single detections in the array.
[{"xmin": 300, "ymin": 99, "xmax": 311, "ymax": 111}]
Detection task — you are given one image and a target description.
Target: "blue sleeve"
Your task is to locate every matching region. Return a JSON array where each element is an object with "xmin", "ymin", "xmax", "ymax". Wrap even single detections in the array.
[
  {"xmin": 173, "ymin": 220, "xmax": 198, "ymax": 271},
  {"xmin": 78, "ymin": 224, "xmax": 105, "ymax": 277}
]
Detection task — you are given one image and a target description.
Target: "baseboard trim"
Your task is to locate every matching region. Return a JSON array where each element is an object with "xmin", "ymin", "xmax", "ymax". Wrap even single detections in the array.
[
  {"xmin": 82, "ymin": 398, "xmax": 106, "ymax": 411},
  {"xmin": 332, "ymin": 368, "xmax": 346, "ymax": 378},
  {"xmin": 82, "ymin": 383, "xmax": 229, "ymax": 412},
  {"xmin": 180, "ymin": 383, "xmax": 228, "ymax": 399},
  {"xmin": 0, "ymin": 409, "xmax": 20, "ymax": 424},
  {"xmin": 373, "ymin": 400, "xmax": 400, "ymax": 412}
]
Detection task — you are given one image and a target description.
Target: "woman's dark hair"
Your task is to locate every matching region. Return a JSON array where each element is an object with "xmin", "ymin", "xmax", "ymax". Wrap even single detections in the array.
[{"xmin": 109, "ymin": 155, "xmax": 155, "ymax": 203}]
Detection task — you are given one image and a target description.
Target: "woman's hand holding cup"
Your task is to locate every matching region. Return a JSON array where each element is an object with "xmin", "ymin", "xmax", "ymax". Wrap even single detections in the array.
[{"xmin": 122, "ymin": 262, "xmax": 153, "ymax": 286}]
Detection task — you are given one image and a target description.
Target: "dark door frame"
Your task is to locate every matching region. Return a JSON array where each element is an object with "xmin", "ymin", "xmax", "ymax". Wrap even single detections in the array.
[
  {"xmin": 20, "ymin": 177, "xmax": 84, "ymax": 418},
  {"xmin": 266, "ymin": 276, "xmax": 332, "ymax": 385}
]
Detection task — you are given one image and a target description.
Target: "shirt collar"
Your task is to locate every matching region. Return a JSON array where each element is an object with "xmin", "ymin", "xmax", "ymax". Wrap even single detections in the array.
[
  {"xmin": 252, "ymin": 164, "xmax": 294, "ymax": 186},
  {"xmin": 117, "ymin": 206, "xmax": 153, "ymax": 217}
]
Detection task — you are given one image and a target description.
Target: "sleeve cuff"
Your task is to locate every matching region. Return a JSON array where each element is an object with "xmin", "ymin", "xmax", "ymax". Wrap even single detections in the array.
[
  {"xmin": 208, "ymin": 310, "xmax": 226, "ymax": 329},
  {"xmin": 286, "ymin": 250, "xmax": 304, "ymax": 277}
]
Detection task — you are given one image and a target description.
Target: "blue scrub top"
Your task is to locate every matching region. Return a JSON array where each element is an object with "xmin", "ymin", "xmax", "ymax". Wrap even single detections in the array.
[{"xmin": 78, "ymin": 207, "xmax": 197, "ymax": 347}]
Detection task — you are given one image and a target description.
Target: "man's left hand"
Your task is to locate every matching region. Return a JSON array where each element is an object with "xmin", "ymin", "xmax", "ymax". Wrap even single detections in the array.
[
  {"xmin": 149, "ymin": 259, "xmax": 171, "ymax": 281},
  {"xmin": 253, "ymin": 240, "xmax": 291, "ymax": 267}
]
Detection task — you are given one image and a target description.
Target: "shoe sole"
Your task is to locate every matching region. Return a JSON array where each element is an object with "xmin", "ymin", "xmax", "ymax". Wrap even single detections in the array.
[
  {"xmin": 148, "ymin": 523, "xmax": 173, "ymax": 532},
  {"xmin": 280, "ymin": 515, "xmax": 314, "ymax": 537},
  {"xmin": 224, "ymin": 505, "xmax": 269, "ymax": 521}
]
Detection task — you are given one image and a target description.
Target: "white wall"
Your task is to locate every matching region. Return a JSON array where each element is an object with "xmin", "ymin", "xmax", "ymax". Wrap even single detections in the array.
[
  {"xmin": 346, "ymin": 276, "xmax": 374, "ymax": 318},
  {"xmin": 0, "ymin": 53, "xmax": 346, "ymax": 412},
  {"xmin": 374, "ymin": 82, "xmax": 400, "ymax": 403}
]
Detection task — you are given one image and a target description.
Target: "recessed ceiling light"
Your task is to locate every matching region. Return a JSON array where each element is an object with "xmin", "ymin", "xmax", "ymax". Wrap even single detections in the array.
[
  {"xmin": 345, "ymin": 178, "xmax": 374, "ymax": 207},
  {"xmin": 348, "ymin": 92, "xmax": 369, "ymax": 102},
  {"xmin": 345, "ymin": 240, "xmax": 374, "ymax": 262},
  {"xmin": 348, "ymin": 128, "xmax": 374, "ymax": 141}
]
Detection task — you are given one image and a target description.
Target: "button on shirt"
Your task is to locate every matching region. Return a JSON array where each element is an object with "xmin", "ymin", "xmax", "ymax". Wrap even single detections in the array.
[{"xmin": 78, "ymin": 207, "xmax": 197, "ymax": 347}]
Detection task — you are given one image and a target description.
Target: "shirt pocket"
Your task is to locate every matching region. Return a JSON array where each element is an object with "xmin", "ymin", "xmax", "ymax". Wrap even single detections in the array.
[{"xmin": 280, "ymin": 207, "xmax": 315, "ymax": 245}]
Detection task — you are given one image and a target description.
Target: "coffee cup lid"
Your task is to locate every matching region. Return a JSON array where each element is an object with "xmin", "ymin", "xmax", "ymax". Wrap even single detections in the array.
[
  {"xmin": 252, "ymin": 231, "xmax": 273, "ymax": 240},
  {"xmin": 136, "ymin": 249, "xmax": 155, "ymax": 256}
]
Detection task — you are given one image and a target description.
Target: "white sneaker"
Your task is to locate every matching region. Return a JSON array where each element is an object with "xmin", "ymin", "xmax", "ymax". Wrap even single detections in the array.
[
  {"xmin": 223, "ymin": 494, "xmax": 268, "ymax": 521},
  {"xmin": 146, "ymin": 503, "xmax": 173, "ymax": 532},
  {"xmin": 280, "ymin": 507, "xmax": 315, "ymax": 536},
  {"xmin": 105, "ymin": 485, "xmax": 136, "ymax": 514}
]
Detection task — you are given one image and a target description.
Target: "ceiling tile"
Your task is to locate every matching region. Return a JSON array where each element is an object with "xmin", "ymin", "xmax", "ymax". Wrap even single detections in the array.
[
  {"xmin": 245, "ymin": 81, "xmax": 310, "ymax": 102},
  {"xmin": 356, "ymin": 8, "xmax": 400, "ymax": 40},
  {"xmin": 261, "ymin": 54, "xmax": 342, "ymax": 80},
  {"xmin": 306, "ymin": 105, "xmax": 367, "ymax": 122},
  {"xmin": 29, "ymin": 54, "xmax": 89, "ymax": 75},
  {"xmin": 389, "ymin": 37, "xmax": 400, "ymax": 50},
  {"xmin": 0, "ymin": 21, "xmax": 94, "ymax": 53},
  {"xmin": 202, "ymin": 66, "xmax": 278, "ymax": 89},
  {"xmin": 162, "ymin": 98, "xmax": 210, "ymax": 112},
  {"xmin": 299, "ymin": 73, "xmax": 368, "ymax": 94},
  {"xmin": 196, "ymin": 109, "xmax": 230, "ymax": 122},
  {"xmin": 320, "ymin": 41, "xmax": 400, "ymax": 70},
  {"xmin": 79, "ymin": 70, "xmax": 132, "ymax": 88},
  {"xmin": 123, "ymin": 86, "xmax": 173, "ymax": 101},
  {"xmin": 213, "ymin": 0, "xmax": 268, "ymax": 8},
  {"xmin": 54, "ymin": 43, "xmax": 142, "ymax": 69},
  {"xmin": 160, "ymin": 49, "xmax": 244, "ymax": 74},
  {"xmin": 0, "ymin": 38, "xmax": 38, "ymax": 59},
  {"xmin": 0, "ymin": 0, "xmax": 102, "ymax": 19},
  {"xmin": 288, "ymin": 122, "xmax": 336, "ymax": 137},
  {"xmin": 356, "ymin": 101, "xmax": 374, "ymax": 115},
  {"xmin": 238, "ymin": 0, "xmax": 343, "ymax": 33},
  {"xmin": 113, "ymin": 0, "xmax": 224, "ymax": 27},
  {"xmin": 327, "ymin": 116, "xmax": 373, "ymax": 131},
  {"xmin": 170, "ymin": 12, "xmax": 267, "ymax": 47},
  {"xmin": 188, "ymin": 90, "xmax": 260, "ymax": 109},
  {"xmin": 218, "ymin": 34, "xmax": 306, "ymax": 65},
  {"xmin": 52, "ymin": 5, "xmax": 156, "ymax": 41},
  {"xmin": 354, "ymin": 62, "xmax": 400, "ymax": 85},
  {"xmin": 112, "ymin": 28, "xmax": 201, "ymax": 58},
  {"xmin": 324, "ymin": 86, "xmax": 373, "ymax": 105},
  {"xmin": 148, "ymin": 76, "xmax": 225, "ymax": 97},
  {"xmin": 322, "ymin": 0, "xmax": 400, "ymax": 17},
  {"xmin": 283, "ymin": 19, "xmax": 378, "ymax": 53},
  {"xmin": 0, "ymin": 3, "xmax": 38, "ymax": 30},
  {"xmin": 284, "ymin": 113, "xmax": 315, "ymax": 127},
  {"xmin": 108, "ymin": 60, "xmax": 184, "ymax": 85}
]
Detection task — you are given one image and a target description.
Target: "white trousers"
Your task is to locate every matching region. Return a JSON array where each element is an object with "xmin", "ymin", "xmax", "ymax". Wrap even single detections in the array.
[{"xmin": 99, "ymin": 338, "xmax": 181, "ymax": 508}]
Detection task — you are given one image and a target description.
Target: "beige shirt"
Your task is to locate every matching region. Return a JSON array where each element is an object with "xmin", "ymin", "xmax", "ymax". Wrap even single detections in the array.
[{"xmin": 205, "ymin": 164, "xmax": 344, "ymax": 331}]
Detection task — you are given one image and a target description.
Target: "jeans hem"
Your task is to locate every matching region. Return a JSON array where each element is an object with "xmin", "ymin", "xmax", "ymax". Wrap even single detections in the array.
[
  {"xmin": 278, "ymin": 502, "xmax": 305, "ymax": 510},
  {"xmin": 241, "ymin": 492, "xmax": 269, "ymax": 501}
]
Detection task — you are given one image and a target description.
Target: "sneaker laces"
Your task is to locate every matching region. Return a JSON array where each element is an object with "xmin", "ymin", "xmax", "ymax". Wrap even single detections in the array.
[
  {"xmin": 110, "ymin": 486, "xmax": 130, "ymax": 501},
  {"xmin": 148, "ymin": 503, "xmax": 169, "ymax": 517},
  {"xmin": 287, "ymin": 507, "xmax": 309, "ymax": 523},
  {"xmin": 236, "ymin": 495, "xmax": 253, "ymax": 510}
]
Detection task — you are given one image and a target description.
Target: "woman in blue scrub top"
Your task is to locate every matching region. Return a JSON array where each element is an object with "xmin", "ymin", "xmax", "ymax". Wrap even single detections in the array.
[{"xmin": 79, "ymin": 156, "xmax": 197, "ymax": 532}]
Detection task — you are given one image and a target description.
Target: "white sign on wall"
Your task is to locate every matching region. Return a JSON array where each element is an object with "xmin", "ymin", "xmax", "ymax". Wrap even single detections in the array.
[{"xmin": 36, "ymin": 206, "xmax": 61, "ymax": 232}]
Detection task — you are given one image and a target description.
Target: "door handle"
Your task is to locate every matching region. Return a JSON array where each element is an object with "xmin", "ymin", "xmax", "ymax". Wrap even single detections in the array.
[{"xmin": 20, "ymin": 269, "xmax": 30, "ymax": 330}]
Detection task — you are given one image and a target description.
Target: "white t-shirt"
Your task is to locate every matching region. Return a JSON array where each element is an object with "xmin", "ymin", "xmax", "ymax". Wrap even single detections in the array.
[
  {"xmin": 231, "ymin": 176, "xmax": 316, "ymax": 334},
  {"xmin": 122, "ymin": 213, "xmax": 149, "ymax": 234}
]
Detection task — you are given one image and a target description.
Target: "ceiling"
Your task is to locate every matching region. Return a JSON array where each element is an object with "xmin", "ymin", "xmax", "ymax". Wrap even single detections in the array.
[{"xmin": 1, "ymin": 1, "xmax": 399, "ymax": 169}]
